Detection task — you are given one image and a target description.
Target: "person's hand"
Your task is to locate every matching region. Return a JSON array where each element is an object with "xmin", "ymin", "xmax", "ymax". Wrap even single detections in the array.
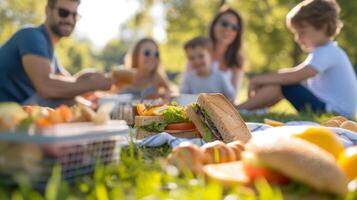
[
  {"xmin": 78, "ymin": 72, "xmax": 113, "ymax": 91},
  {"xmin": 248, "ymin": 77, "xmax": 261, "ymax": 99},
  {"xmin": 75, "ymin": 69, "xmax": 100, "ymax": 81}
]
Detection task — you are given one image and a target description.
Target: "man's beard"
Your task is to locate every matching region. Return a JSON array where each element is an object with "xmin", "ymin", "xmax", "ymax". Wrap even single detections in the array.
[{"xmin": 50, "ymin": 22, "xmax": 74, "ymax": 38}]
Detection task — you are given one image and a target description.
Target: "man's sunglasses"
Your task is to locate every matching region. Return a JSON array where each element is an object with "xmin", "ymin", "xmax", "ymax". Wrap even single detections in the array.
[
  {"xmin": 219, "ymin": 20, "xmax": 239, "ymax": 31},
  {"xmin": 143, "ymin": 49, "xmax": 159, "ymax": 58},
  {"xmin": 56, "ymin": 7, "xmax": 81, "ymax": 20}
]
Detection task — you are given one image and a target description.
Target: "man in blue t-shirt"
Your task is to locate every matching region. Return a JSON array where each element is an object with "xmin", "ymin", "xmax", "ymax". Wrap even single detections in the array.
[{"xmin": 0, "ymin": 0, "xmax": 113, "ymax": 107}]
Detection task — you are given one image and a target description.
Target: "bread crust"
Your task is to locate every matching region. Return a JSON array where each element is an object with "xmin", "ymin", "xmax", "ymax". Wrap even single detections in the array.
[
  {"xmin": 246, "ymin": 136, "xmax": 348, "ymax": 196},
  {"xmin": 203, "ymin": 161, "xmax": 249, "ymax": 186},
  {"xmin": 197, "ymin": 93, "xmax": 251, "ymax": 143}
]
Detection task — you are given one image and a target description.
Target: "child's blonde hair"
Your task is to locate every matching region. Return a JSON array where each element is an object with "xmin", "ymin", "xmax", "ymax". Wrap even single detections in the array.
[{"xmin": 286, "ymin": 0, "xmax": 343, "ymax": 37}]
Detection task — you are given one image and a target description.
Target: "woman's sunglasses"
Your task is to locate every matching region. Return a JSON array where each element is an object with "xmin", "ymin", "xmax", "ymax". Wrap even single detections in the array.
[
  {"xmin": 219, "ymin": 20, "xmax": 239, "ymax": 32},
  {"xmin": 143, "ymin": 49, "xmax": 159, "ymax": 58},
  {"xmin": 56, "ymin": 7, "xmax": 81, "ymax": 21}
]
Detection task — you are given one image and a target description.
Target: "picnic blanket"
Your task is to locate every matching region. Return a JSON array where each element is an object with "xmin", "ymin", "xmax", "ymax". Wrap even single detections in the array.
[{"xmin": 128, "ymin": 121, "xmax": 357, "ymax": 148}]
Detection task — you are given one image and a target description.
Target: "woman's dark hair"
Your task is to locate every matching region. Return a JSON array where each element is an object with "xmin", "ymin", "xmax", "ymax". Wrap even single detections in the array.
[{"xmin": 209, "ymin": 6, "xmax": 244, "ymax": 69}]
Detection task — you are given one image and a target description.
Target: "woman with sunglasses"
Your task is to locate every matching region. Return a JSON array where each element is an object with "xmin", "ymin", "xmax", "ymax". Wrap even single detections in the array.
[
  {"xmin": 120, "ymin": 38, "xmax": 172, "ymax": 100},
  {"xmin": 209, "ymin": 6, "xmax": 245, "ymax": 96}
]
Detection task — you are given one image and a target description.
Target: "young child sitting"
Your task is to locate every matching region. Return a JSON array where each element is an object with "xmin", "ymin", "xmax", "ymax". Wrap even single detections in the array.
[
  {"xmin": 180, "ymin": 37, "xmax": 235, "ymax": 102},
  {"xmin": 238, "ymin": 0, "xmax": 357, "ymax": 119}
]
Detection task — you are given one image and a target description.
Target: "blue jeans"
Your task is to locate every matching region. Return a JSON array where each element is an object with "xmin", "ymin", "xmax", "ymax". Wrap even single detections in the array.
[{"xmin": 281, "ymin": 84, "xmax": 326, "ymax": 113}]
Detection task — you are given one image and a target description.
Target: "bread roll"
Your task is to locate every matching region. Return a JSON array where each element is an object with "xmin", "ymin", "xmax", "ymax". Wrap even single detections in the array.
[
  {"xmin": 227, "ymin": 140, "xmax": 245, "ymax": 160},
  {"xmin": 167, "ymin": 142, "xmax": 205, "ymax": 175},
  {"xmin": 201, "ymin": 140, "xmax": 236, "ymax": 164},
  {"xmin": 340, "ymin": 120, "xmax": 357, "ymax": 133}
]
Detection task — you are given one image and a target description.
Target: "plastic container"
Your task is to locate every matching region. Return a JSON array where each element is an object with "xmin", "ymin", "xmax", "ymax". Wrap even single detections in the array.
[{"xmin": 0, "ymin": 120, "xmax": 130, "ymax": 188}]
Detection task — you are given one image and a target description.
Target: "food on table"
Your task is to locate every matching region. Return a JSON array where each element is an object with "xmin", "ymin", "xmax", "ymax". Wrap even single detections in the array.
[
  {"xmin": 0, "ymin": 102, "xmax": 28, "ymax": 132},
  {"xmin": 72, "ymin": 104, "xmax": 96, "ymax": 122},
  {"xmin": 92, "ymin": 102, "xmax": 114, "ymax": 125},
  {"xmin": 203, "ymin": 136, "xmax": 348, "ymax": 198},
  {"xmin": 135, "ymin": 104, "xmax": 199, "ymax": 139},
  {"xmin": 243, "ymin": 136, "xmax": 348, "ymax": 195},
  {"xmin": 201, "ymin": 140, "xmax": 236, "ymax": 164},
  {"xmin": 292, "ymin": 127, "xmax": 344, "ymax": 158},
  {"xmin": 167, "ymin": 142, "xmax": 205, "ymax": 175},
  {"xmin": 186, "ymin": 93, "xmax": 251, "ymax": 143},
  {"xmin": 321, "ymin": 116, "xmax": 348, "ymax": 127},
  {"xmin": 340, "ymin": 120, "xmax": 357, "ymax": 133},
  {"xmin": 227, "ymin": 140, "xmax": 245, "ymax": 160},
  {"xmin": 167, "ymin": 140, "xmax": 246, "ymax": 175},
  {"xmin": 263, "ymin": 118, "xmax": 284, "ymax": 127},
  {"xmin": 337, "ymin": 146, "xmax": 357, "ymax": 181},
  {"xmin": 203, "ymin": 161, "xmax": 249, "ymax": 187}
]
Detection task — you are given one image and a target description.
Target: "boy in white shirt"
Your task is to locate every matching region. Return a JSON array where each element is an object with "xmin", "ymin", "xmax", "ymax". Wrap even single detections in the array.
[
  {"xmin": 238, "ymin": 0, "xmax": 357, "ymax": 119},
  {"xmin": 180, "ymin": 37, "xmax": 235, "ymax": 102}
]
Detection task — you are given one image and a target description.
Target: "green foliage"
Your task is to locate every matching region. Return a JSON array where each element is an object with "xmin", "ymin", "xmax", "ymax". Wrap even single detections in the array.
[
  {"xmin": 95, "ymin": 39, "xmax": 129, "ymax": 71},
  {"xmin": 0, "ymin": 0, "xmax": 46, "ymax": 44}
]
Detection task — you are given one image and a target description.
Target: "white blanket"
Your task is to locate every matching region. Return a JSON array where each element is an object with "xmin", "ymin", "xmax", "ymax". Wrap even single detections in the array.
[{"xmin": 129, "ymin": 121, "xmax": 357, "ymax": 148}]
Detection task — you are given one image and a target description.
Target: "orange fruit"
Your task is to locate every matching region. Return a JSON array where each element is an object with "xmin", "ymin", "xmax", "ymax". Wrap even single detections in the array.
[
  {"xmin": 338, "ymin": 146, "xmax": 357, "ymax": 181},
  {"xmin": 57, "ymin": 105, "xmax": 73, "ymax": 122},
  {"xmin": 293, "ymin": 127, "xmax": 344, "ymax": 159},
  {"xmin": 136, "ymin": 104, "xmax": 147, "ymax": 116},
  {"xmin": 264, "ymin": 118, "xmax": 284, "ymax": 127}
]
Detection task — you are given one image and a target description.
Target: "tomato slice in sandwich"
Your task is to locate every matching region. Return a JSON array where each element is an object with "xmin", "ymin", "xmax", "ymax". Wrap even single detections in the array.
[
  {"xmin": 243, "ymin": 163, "xmax": 290, "ymax": 185},
  {"xmin": 165, "ymin": 122, "xmax": 196, "ymax": 131}
]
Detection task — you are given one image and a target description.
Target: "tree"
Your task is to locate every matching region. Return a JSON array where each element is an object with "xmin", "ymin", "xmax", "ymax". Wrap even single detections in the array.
[
  {"xmin": 95, "ymin": 39, "xmax": 129, "ymax": 71},
  {"xmin": 0, "ymin": 0, "xmax": 99, "ymax": 74},
  {"xmin": 0, "ymin": 0, "xmax": 46, "ymax": 44}
]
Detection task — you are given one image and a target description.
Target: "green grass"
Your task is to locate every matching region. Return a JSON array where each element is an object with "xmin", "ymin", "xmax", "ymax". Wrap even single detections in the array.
[{"xmin": 0, "ymin": 91, "xmax": 352, "ymax": 200}]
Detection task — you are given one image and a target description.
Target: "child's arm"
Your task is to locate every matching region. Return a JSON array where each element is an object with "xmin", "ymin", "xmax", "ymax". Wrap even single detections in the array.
[
  {"xmin": 251, "ymin": 64, "xmax": 317, "ymax": 86},
  {"xmin": 248, "ymin": 64, "xmax": 317, "ymax": 98}
]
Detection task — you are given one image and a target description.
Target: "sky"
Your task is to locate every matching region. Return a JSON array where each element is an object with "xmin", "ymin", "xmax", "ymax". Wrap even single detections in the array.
[{"xmin": 74, "ymin": 0, "xmax": 166, "ymax": 50}]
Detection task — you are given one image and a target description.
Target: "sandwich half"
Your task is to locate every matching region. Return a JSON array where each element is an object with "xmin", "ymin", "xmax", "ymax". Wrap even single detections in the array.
[
  {"xmin": 187, "ymin": 93, "xmax": 251, "ymax": 143},
  {"xmin": 135, "ymin": 105, "xmax": 199, "ymax": 139},
  {"xmin": 204, "ymin": 136, "xmax": 349, "ymax": 198}
]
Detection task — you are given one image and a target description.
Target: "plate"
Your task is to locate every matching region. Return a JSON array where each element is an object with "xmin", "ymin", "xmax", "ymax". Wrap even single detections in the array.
[{"xmin": 252, "ymin": 125, "xmax": 357, "ymax": 147}]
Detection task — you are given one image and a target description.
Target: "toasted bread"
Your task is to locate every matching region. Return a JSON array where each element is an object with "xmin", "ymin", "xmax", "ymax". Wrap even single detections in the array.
[
  {"xmin": 191, "ymin": 93, "xmax": 251, "ymax": 143},
  {"xmin": 203, "ymin": 161, "xmax": 249, "ymax": 187},
  {"xmin": 135, "ymin": 116, "xmax": 165, "ymax": 139}
]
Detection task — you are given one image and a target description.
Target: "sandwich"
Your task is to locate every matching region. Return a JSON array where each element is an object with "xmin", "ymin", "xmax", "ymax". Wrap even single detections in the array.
[
  {"xmin": 135, "ymin": 104, "xmax": 199, "ymax": 139},
  {"xmin": 203, "ymin": 136, "xmax": 349, "ymax": 198},
  {"xmin": 186, "ymin": 93, "xmax": 251, "ymax": 143}
]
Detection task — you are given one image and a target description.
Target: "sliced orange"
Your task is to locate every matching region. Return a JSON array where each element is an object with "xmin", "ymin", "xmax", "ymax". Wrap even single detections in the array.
[
  {"xmin": 35, "ymin": 117, "xmax": 52, "ymax": 128},
  {"xmin": 293, "ymin": 127, "xmax": 344, "ymax": 159},
  {"xmin": 57, "ymin": 105, "xmax": 73, "ymax": 122},
  {"xmin": 136, "ymin": 104, "xmax": 148, "ymax": 116},
  {"xmin": 264, "ymin": 118, "xmax": 284, "ymax": 127},
  {"xmin": 337, "ymin": 146, "xmax": 357, "ymax": 181}
]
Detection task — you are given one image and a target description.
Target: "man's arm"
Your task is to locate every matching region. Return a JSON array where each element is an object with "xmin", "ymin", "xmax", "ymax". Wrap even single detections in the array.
[{"xmin": 22, "ymin": 54, "xmax": 112, "ymax": 99}]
